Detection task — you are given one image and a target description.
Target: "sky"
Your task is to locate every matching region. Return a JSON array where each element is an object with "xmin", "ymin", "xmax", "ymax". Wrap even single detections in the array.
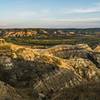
[{"xmin": 0, "ymin": 0, "xmax": 100, "ymax": 28}]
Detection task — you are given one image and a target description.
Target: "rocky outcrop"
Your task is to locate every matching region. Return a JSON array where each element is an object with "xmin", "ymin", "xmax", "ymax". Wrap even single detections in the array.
[
  {"xmin": 94, "ymin": 45, "xmax": 100, "ymax": 52},
  {"xmin": 53, "ymin": 81, "xmax": 100, "ymax": 100},
  {"xmin": 0, "ymin": 38, "xmax": 6, "ymax": 44},
  {"xmin": 0, "ymin": 42, "xmax": 100, "ymax": 100},
  {"xmin": 4, "ymin": 31, "xmax": 37, "ymax": 38},
  {"xmin": 70, "ymin": 58, "xmax": 100, "ymax": 80},
  {"xmin": 94, "ymin": 45, "xmax": 100, "ymax": 67},
  {"xmin": 0, "ymin": 81, "xmax": 22, "ymax": 100},
  {"xmin": 43, "ymin": 44, "xmax": 93, "ymax": 59}
]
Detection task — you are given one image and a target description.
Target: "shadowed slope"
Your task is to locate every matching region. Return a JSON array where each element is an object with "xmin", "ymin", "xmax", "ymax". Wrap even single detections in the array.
[{"xmin": 0, "ymin": 41, "xmax": 100, "ymax": 100}]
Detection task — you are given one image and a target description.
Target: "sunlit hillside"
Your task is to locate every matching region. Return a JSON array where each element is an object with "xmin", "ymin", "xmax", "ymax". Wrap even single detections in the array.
[{"xmin": 0, "ymin": 38, "xmax": 100, "ymax": 100}]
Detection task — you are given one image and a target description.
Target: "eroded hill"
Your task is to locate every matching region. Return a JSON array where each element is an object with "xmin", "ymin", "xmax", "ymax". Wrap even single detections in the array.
[{"xmin": 0, "ymin": 40, "xmax": 100, "ymax": 100}]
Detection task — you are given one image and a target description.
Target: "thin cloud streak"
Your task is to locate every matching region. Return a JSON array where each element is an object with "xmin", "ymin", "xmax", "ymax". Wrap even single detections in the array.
[
  {"xmin": 63, "ymin": 3, "xmax": 100, "ymax": 14},
  {"xmin": 1, "ymin": 17, "xmax": 100, "ymax": 28},
  {"xmin": 0, "ymin": 0, "xmax": 100, "ymax": 28}
]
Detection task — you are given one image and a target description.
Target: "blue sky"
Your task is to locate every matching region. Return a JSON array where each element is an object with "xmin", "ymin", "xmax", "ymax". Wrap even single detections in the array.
[{"xmin": 0, "ymin": 0, "xmax": 100, "ymax": 28}]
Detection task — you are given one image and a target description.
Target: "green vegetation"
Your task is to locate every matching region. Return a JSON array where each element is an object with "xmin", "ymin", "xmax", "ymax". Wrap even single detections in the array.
[
  {"xmin": 5, "ymin": 35, "xmax": 100, "ymax": 48},
  {"xmin": 0, "ymin": 28, "xmax": 99, "ymax": 49}
]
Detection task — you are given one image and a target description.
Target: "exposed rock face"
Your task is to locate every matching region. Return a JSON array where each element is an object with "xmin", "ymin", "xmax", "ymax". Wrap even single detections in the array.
[
  {"xmin": 53, "ymin": 81, "xmax": 100, "ymax": 100},
  {"xmin": 43, "ymin": 44, "xmax": 93, "ymax": 59},
  {"xmin": 0, "ymin": 39, "xmax": 6, "ymax": 44},
  {"xmin": 70, "ymin": 58, "xmax": 100, "ymax": 80},
  {"xmin": 94, "ymin": 45, "xmax": 100, "ymax": 67},
  {"xmin": 0, "ymin": 81, "xmax": 22, "ymax": 100},
  {"xmin": 0, "ymin": 42, "xmax": 100, "ymax": 100},
  {"xmin": 0, "ymin": 56, "xmax": 14, "ymax": 70},
  {"xmin": 94, "ymin": 45, "xmax": 100, "ymax": 52},
  {"xmin": 4, "ymin": 31, "xmax": 37, "ymax": 37}
]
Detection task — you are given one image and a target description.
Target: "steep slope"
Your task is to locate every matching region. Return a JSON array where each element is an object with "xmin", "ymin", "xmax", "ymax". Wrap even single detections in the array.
[
  {"xmin": 43, "ymin": 44, "xmax": 93, "ymax": 59},
  {"xmin": 52, "ymin": 81, "xmax": 100, "ymax": 100},
  {"xmin": 4, "ymin": 31, "xmax": 37, "ymax": 38},
  {"xmin": 94, "ymin": 45, "xmax": 100, "ymax": 67},
  {"xmin": 0, "ymin": 81, "xmax": 22, "ymax": 100},
  {"xmin": 94, "ymin": 45, "xmax": 100, "ymax": 52},
  {"xmin": 0, "ymin": 41, "xmax": 100, "ymax": 100}
]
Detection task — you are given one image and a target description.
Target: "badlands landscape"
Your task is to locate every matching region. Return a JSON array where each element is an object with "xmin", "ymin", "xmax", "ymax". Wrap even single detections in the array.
[
  {"xmin": 0, "ymin": 0, "xmax": 100, "ymax": 100},
  {"xmin": 0, "ymin": 29, "xmax": 100, "ymax": 100}
]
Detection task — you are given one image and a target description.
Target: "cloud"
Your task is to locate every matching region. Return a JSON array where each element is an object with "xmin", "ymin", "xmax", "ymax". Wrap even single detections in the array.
[
  {"xmin": 63, "ymin": 3, "xmax": 100, "ymax": 14},
  {"xmin": 41, "ymin": 17, "xmax": 100, "ymax": 23},
  {"xmin": 5, "ymin": 9, "xmax": 51, "ymax": 20},
  {"xmin": 1, "ymin": 1, "xmax": 100, "ymax": 28},
  {"xmin": 63, "ymin": 8, "xmax": 100, "ymax": 14},
  {"xmin": 1, "ymin": 17, "xmax": 100, "ymax": 28},
  {"xmin": 17, "ymin": 11, "xmax": 36, "ymax": 18},
  {"xmin": 73, "ymin": 7, "xmax": 100, "ymax": 13}
]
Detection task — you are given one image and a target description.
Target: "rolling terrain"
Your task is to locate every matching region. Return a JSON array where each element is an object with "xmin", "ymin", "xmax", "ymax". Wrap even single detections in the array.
[
  {"xmin": 0, "ymin": 28, "xmax": 100, "ymax": 48},
  {"xmin": 0, "ymin": 37, "xmax": 100, "ymax": 100}
]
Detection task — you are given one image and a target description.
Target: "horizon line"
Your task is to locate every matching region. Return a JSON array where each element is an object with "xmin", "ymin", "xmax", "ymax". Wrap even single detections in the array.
[{"xmin": 0, "ymin": 27, "xmax": 100, "ymax": 29}]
